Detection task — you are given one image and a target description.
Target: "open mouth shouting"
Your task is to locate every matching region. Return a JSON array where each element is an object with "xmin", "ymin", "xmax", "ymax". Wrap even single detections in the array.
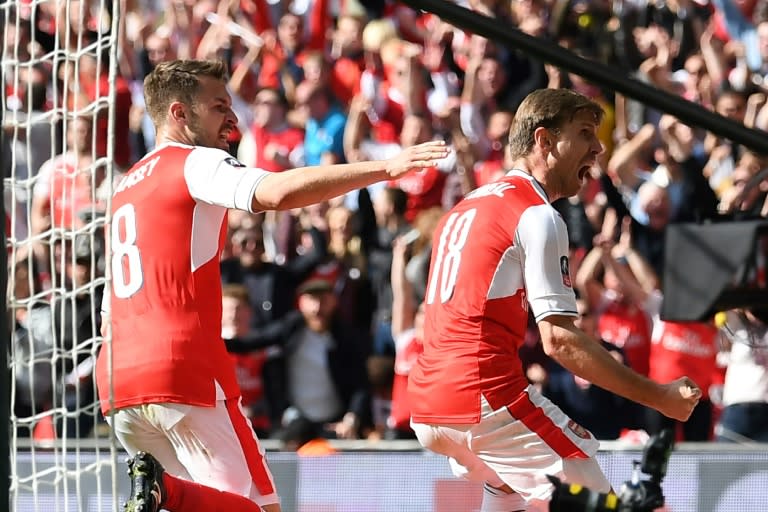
[{"xmin": 578, "ymin": 164, "xmax": 593, "ymax": 181}]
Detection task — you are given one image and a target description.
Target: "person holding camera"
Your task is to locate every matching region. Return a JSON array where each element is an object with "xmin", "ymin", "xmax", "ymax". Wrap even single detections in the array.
[{"xmin": 408, "ymin": 89, "xmax": 702, "ymax": 512}]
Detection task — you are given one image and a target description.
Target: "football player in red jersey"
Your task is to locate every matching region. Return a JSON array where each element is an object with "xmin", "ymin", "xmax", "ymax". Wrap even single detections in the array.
[
  {"xmin": 408, "ymin": 88, "xmax": 701, "ymax": 512},
  {"xmin": 96, "ymin": 59, "xmax": 449, "ymax": 512}
]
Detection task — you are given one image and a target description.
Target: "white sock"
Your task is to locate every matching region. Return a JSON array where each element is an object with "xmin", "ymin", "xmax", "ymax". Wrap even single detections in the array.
[{"xmin": 480, "ymin": 483, "xmax": 527, "ymax": 512}]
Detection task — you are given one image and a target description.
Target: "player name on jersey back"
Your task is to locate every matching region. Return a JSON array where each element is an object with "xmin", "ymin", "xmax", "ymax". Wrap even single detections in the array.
[{"xmin": 114, "ymin": 156, "xmax": 160, "ymax": 195}]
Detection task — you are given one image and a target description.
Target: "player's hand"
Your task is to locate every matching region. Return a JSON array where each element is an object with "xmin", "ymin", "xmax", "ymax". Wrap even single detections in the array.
[
  {"xmin": 657, "ymin": 376, "xmax": 702, "ymax": 422},
  {"xmin": 385, "ymin": 140, "xmax": 449, "ymax": 179}
]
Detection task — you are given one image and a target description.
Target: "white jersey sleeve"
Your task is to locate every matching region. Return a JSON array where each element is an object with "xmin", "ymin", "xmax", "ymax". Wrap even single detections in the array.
[
  {"xmin": 517, "ymin": 203, "xmax": 578, "ymax": 321},
  {"xmin": 183, "ymin": 146, "xmax": 271, "ymax": 212}
]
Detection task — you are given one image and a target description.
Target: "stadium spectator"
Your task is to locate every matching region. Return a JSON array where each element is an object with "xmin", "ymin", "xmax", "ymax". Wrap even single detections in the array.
[
  {"xmin": 575, "ymin": 211, "xmax": 653, "ymax": 379},
  {"xmin": 237, "ymin": 87, "xmax": 304, "ymax": 172},
  {"xmin": 345, "ymin": 106, "xmax": 458, "ymax": 221},
  {"xmin": 224, "ymin": 220, "xmax": 324, "ymax": 310},
  {"xmin": 55, "ymin": 0, "xmax": 100, "ymax": 53},
  {"xmin": 651, "ymin": 115, "xmax": 720, "ymax": 223},
  {"xmin": 293, "ymin": 80, "xmax": 347, "ymax": 165},
  {"xmin": 5, "ymin": 63, "xmax": 55, "ymax": 180},
  {"xmin": 95, "ymin": 58, "xmax": 448, "ymax": 512},
  {"xmin": 299, "ymin": 50, "xmax": 333, "ymax": 91},
  {"xmin": 357, "ymin": 18, "xmax": 399, "ymax": 140},
  {"xmin": 30, "ymin": 114, "xmax": 107, "ymax": 275},
  {"xmin": 703, "ymin": 88, "xmax": 749, "ymax": 193},
  {"xmin": 715, "ymin": 309, "xmax": 768, "ymax": 442},
  {"xmin": 325, "ymin": 204, "xmax": 374, "ymax": 329},
  {"xmin": 128, "ymin": 30, "xmax": 178, "ymax": 159},
  {"xmin": 357, "ymin": 186, "xmax": 412, "ymax": 357},
  {"xmin": 221, "ymin": 283, "xmax": 273, "ymax": 437},
  {"xmin": 329, "ymin": 13, "xmax": 366, "ymax": 105},
  {"xmin": 3, "ymin": 63, "xmax": 54, "ymax": 243},
  {"xmin": 408, "ymin": 88, "xmax": 701, "ymax": 511},
  {"xmin": 420, "ymin": 16, "xmax": 463, "ymax": 119},
  {"xmin": 226, "ymin": 270, "xmax": 374, "ymax": 441},
  {"xmin": 718, "ymin": 150, "xmax": 768, "ymax": 215},
  {"xmin": 54, "ymin": 234, "xmax": 106, "ymax": 439},
  {"xmin": 10, "ymin": 255, "xmax": 54, "ymax": 439},
  {"xmin": 77, "ymin": 51, "xmax": 134, "ymax": 170},
  {"xmin": 221, "ymin": 216, "xmax": 329, "ymax": 432},
  {"xmin": 600, "ymin": 166, "xmax": 673, "ymax": 279},
  {"xmin": 386, "ymin": 234, "xmax": 424, "ymax": 440},
  {"xmin": 278, "ymin": 273, "xmax": 373, "ymax": 440},
  {"xmin": 469, "ymin": 109, "xmax": 514, "ymax": 187},
  {"xmin": 402, "ymin": 206, "xmax": 445, "ymax": 305}
]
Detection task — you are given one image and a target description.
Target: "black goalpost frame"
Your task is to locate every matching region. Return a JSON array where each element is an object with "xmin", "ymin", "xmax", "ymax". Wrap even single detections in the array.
[{"xmin": 400, "ymin": 0, "xmax": 768, "ymax": 156}]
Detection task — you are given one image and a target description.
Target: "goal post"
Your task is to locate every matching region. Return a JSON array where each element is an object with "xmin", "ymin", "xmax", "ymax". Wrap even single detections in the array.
[
  {"xmin": 2, "ymin": 85, "xmax": 11, "ymax": 512},
  {"xmin": 3, "ymin": 0, "xmax": 123, "ymax": 510}
]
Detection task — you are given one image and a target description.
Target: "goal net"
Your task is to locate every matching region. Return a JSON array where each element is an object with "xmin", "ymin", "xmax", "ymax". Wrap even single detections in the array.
[{"xmin": 2, "ymin": 0, "xmax": 122, "ymax": 510}]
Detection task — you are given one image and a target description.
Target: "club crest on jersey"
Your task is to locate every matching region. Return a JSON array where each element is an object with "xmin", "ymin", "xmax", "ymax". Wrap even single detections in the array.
[
  {"xmin": 560, "ymin": 256, "xmax": 572, "ymax": 287},
  {"xmin": 567, "ymin": 420, "xmax": 591, "ymax": 440},
  {"xmin": 224, "ymin": 157, "xmax": 246, "ymax": 168}
]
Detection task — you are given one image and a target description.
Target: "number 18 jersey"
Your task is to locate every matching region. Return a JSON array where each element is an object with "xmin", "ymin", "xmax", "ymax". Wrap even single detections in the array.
[
  {"xmin": 408, "ymin": 170, "xmax": 579, "ymax": 424},
  {"xmin": 96, "ymin": 143, "xmax": 270, "ymax": 414}
]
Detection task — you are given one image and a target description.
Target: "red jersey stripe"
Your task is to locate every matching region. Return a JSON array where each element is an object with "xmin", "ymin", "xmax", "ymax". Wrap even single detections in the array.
[
  {"xmin": 225, "ymin": 398, "xmax": 276, "ymax": 496},
  {"xmin": 506, "ymin": 390, "xmax": 590, "ymax": 459}
]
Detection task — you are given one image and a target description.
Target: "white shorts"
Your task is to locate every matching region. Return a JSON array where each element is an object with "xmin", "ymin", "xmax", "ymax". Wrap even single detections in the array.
[
  {"xmin": 108, "ymin": 398, "xmax": 279, "ymax": 508},
  {"xmin": 411, "ymin": 385, "xmax": 610, "ymax": 503}
]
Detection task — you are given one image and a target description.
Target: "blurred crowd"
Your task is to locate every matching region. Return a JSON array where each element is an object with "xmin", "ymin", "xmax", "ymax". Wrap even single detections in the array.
[{"xmin": 3, "ymin": 0, "xmax": 768, "ymax": 447}]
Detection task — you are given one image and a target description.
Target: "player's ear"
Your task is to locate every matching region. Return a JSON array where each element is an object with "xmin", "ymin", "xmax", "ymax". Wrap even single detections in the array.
[
  {"xmin": 533, "ymin": 126, "xmax": 551, "ymax": 151},
  {"xmin": 169, "ymin": 101, "xmax": 187, "ymax": 124}
]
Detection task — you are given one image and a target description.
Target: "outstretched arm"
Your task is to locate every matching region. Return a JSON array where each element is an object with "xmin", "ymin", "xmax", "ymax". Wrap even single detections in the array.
[{"xmin": 252, "ymin": 141, "xmax": 449, "ymax": 211}]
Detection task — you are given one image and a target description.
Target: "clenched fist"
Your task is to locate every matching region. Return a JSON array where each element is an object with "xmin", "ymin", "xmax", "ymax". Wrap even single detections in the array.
[{"xmin": 657, "ymin": 376, "xmax": 702, "ymax": 422}]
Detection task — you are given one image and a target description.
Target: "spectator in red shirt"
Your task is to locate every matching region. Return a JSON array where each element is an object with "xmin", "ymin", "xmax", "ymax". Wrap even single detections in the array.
[
  {"xmin": 79, "ymin": 51, "xmax": 133, "ymax": 169},
  {"xmin": 238, "ymin": 87, "xmax": 304, "ymax": 172},
  {"xmin": 387, "ymin": 234, "xmax": 424, "ymax": 439},
  {"xmin": 329, "ymin": 13, "xmax": 366, "ymax": 106}
]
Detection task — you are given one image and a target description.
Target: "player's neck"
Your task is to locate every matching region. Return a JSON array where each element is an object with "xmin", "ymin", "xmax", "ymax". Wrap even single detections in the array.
[
  {"xmin": 512, "ymin": 157, "xmax": 555, "ymax": 201},
  {"xmin": 156, "ymin": 126, "xmax": 195, "ymax": 148}
]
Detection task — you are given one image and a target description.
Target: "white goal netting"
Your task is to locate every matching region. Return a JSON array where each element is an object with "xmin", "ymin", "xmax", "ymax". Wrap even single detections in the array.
[{"xmin": 2, "ymin": 0, "xmax": 122, "ymax": 510}]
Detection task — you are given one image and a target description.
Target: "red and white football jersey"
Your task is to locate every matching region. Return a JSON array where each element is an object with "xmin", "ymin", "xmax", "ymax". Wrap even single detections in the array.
[
  {"xmin": 96, "ymin": 143, "xmax": 270, "ymax": 413},
  {"xmin": 409, "ymin": 170, "xmax": 578, "ymax": 424}
]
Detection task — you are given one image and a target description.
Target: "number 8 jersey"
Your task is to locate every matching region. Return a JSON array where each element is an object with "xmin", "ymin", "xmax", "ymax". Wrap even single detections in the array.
[
  {"xmin": 408, "ymin": 170, "xmax": 579, "ymax": 424},
  {"xmin": 96, "ymin": 143, "xmax": 270, "ymax": 414}
]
